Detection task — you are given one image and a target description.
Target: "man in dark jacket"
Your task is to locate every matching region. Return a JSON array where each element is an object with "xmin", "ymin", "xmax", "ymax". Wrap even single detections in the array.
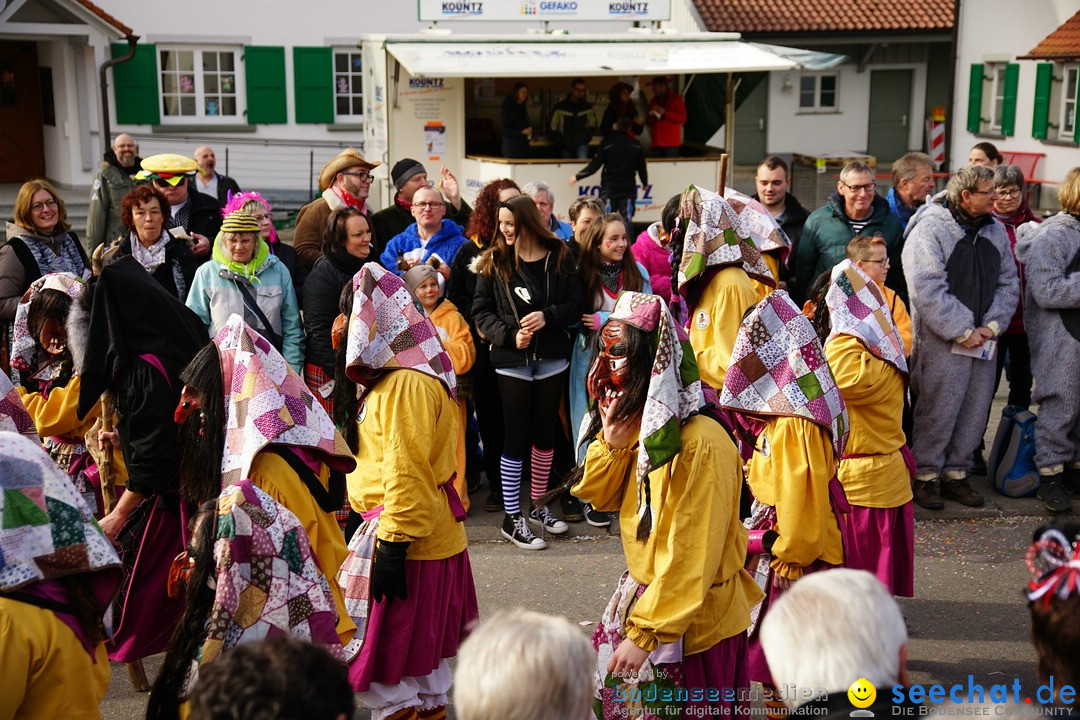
[
  {"xmin": 567, "ymin": 116, "xmax": 648, "ymax": 219},
  {"xmin": 795, "ymin": 160, "xmax": 905, "ymax": 304},
  {"xmin": 134, "ymin": 153, "xmax": 222, "ymax": 261},
  {"xmin": 369, "ymin": 158, "xmax": 470, "ymax": 257},
  {"xmin": 752, "ymin": 156, "xmax": 810, "ymax": 285},
  {"xmin": 193, "ymin": 145, "xmax": 241, "ymax": 207},
  {"xmin": 86, "ymin": 133, "xmax": 142, "ymax": 251},
  {"xmin": 550, "ymin": 78, "xmax": 597, "ymax": 159}
]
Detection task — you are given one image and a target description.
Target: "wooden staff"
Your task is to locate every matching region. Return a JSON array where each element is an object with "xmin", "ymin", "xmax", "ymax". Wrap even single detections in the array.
[
  {"xmin": 717, "ymin": 152, "xmax": 729, "ymax": 194},
  {"xmin": 91, "ymin": 243, "xmax": 150, "ymax": 693}
]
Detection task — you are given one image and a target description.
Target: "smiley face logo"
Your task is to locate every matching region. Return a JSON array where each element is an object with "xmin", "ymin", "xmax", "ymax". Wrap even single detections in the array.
[{"xmin": 847, "ymin": 678, "xmax": 876, "ymax": 709}]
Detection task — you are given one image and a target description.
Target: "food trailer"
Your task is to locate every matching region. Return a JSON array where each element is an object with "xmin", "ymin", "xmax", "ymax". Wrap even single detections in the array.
[{"xmin": 358, "ymin": 33, "xmax": 808, "ymax": 222}]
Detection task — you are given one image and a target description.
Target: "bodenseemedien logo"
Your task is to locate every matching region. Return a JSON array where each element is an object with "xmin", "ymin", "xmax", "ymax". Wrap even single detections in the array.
[{"xmin": 849, "ymin": 678, "xmax": 877, "ymax": 717}]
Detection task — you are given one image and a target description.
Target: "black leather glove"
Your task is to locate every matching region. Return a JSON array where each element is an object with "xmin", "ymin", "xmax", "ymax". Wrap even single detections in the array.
[
  {"xmin": 371, "ymin": 540, "xmax": 410, "ymax": 603},
  {"xmin": 762, "ymin": 530, "xmax": 779, "ymax": 554}
]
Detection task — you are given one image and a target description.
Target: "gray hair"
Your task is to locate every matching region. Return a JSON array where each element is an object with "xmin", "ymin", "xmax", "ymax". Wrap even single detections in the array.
[
  {"xmin": 760, "ymin": 569, "xmax": 907, "ymax": 698},
  {"xmin": 522, "ymin": 181, "xmax": 555, "ymax": 206},
  {"xmin": 454, "ymin": 609, "xmax": 594, "ymax": 720},
  {"xmin": 994, "ymin": 164, "xmax": 1025, "ymax": 190},
  {"xmin": 947, "ymin": 164, "xmax": 995, "ymax": 206},
  {"xmin": 839, "ymin": 160, "xmax": 874, "ymax": 185},
  {"xmin": 891, "ymin": 152, "xmax": 932, "ymax": 186}
]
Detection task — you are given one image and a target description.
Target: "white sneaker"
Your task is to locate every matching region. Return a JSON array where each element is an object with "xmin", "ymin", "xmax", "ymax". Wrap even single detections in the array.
[
  {"xmin": 502, "ymin": 513, "xmax": 547, "ymax": 550},
  {"xmin": 528, "ymin": 505, "xmax": 569, "ymax": 535}
]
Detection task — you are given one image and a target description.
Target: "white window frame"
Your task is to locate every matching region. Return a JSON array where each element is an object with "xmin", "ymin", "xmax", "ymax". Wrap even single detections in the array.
[
  {"xmin": 157, "ymin": 45, "xmax": 246, "ymax": 124},
  {"xmin": 1059, "ymin": 63, "xmax": 1079, "ymax": 141},
  {"xmin": 333, "ymin": 48, "xmax": 364, "ymax": 121},
  {"xmin": 797, "ymin": 73, "xmax": 839, "ymax": 113},
  {"xmin": 982, "ymin": 62, "xmax": 1008, "ymax": 134}
]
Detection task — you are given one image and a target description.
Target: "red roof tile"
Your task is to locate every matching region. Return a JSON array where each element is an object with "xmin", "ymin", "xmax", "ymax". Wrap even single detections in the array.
[
  {"xmin": 73, "ymin": 0, "xmax": 133, "ymax": 36},
  {"xmin": 1021, "ymin": 10, "xmax": 1080, "ymax": 60},
  {"xmin": 692, "ymin": 0, "xmax": 954, "ymax": 34}
]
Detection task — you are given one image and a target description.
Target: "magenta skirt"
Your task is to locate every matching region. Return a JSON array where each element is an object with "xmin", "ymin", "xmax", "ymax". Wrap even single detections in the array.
[
  {"xmin": 348, "ymin": 550, "xmax": 478, "ymax": 692},
  {"xmin": 838, "ymin": 502, "xmax": 914, "ymax": 598},
  {"xmin": 747, "ymin": 559, "xmax": 833, "ymax": 685}
]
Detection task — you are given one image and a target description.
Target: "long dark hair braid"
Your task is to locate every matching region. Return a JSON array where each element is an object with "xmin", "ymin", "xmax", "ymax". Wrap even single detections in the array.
[
  {"xmin": 661, "ymin": 194, "xmax": 684, "ymax": 319},
  {"xmin": 806, "ymin": 271, "xmax": 833, "ymax": 345},
  {"xmin": 146, "ymin": 500, "xmax": 219, "ymax": 720},
  {"xmin": 332, "ymin": 282, "xmax": 359, "ymax": 454}
]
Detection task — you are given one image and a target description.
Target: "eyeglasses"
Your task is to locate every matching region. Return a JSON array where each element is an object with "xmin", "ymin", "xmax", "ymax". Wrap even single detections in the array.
[
  {"xmin": 30, "ymin": 199, "xmax": 58, "ymax": 212},
  {"xmin": 153, "ymin": 178, "xmax": 182, "ymax": 188},
  {"xmin": 968, "ymin": 190, "xmax": 993, "ymax": 196},
  {"xmin": 414, "ymin": 202, "xmax": 445, "ymax": 210},
  {"xmin": 842, "ymin": 181, "xmax": 876, "ymax": 194},
  {"xmin": 995, "ymin": 188, "xmax": 1022, "ymax": 199},
  {"xmin": 865, "ymin": 257, "xmax": 890, "ymax": 267},
  {"xmin": 342, "ymin": 171, "xmax": 372, "ymax": 182}
]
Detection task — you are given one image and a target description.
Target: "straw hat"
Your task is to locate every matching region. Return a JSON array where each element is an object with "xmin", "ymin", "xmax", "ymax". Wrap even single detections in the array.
[{"xmin": 318, "ymin": 148, "xmax": 380, "ymax": 192}]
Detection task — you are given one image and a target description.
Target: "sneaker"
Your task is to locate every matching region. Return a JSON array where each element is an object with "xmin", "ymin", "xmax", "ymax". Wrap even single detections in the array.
[
  {"xmin": 561, "ymin": 494, "xmax": 585, "ymax": 522},
  {"xmin": 583, "ymin": 502, "xmax": 611, "ymax": 528},
  {"xmin": 912, "ymin": 480, "xmax": 944, "ymax": 510},
  {"xmin": 940, "ymin": 476, "xmax": 985, "ymax": 507},
  {"xmin": 484, "ymin": 489, "xmax": 503, "ymax": 513},
  {"xmin": 1037, "ymin": 476, "xmax": 1073, "ymax": 513},
  {"xmin": 528, "ymin": 505, "xmax": 569, "ymax": 535},
  {"xmin": 502, "ymin": 513, "xmax": 547, "ymax": 550}
]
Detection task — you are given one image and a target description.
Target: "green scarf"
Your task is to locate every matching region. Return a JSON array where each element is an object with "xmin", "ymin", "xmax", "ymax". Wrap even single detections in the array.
[{"xmin": 212, "ymin": 232, "xmax": 270, "ymax": 284}]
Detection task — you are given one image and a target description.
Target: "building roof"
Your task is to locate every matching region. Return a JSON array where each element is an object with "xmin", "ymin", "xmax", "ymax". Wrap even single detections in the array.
[
  {"xmin": 691, "ymin": 0, "xmax": 954, "ymax": 35},
  {"xmin": 73, "ymin": 0, "xmax": 133, "ymax": 36},
  {"xmin": 1021, "ymin": 10, "xmax": 1080, "ymax": 60}
]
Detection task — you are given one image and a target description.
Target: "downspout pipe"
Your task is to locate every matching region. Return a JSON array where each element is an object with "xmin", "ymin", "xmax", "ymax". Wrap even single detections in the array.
[{"xmin": 99, "ymin": 34, "xmax": 140, "ymax": 155}]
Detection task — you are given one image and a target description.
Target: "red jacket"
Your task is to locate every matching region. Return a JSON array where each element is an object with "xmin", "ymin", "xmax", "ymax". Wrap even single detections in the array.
[{"xmin": 646, "ymin": 92, "xmax": 687, "ymax": 149}]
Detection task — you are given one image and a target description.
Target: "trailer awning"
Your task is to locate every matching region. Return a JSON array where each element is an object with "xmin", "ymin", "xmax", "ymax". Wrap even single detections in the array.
[{"xmin": 382, "ymin": 36, "xmax": 805, "ymax": 78}]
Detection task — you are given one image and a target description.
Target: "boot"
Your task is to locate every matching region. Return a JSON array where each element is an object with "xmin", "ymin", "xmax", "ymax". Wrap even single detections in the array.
[
  {"xmin": 1037, "ymin": 473, "xmax": 1073, "ymax": 513},
  {"xmin": 1064, "ymin": 466, "xmax": 1080, "ymax": 496},
  {"xmin": 912, "ymin": 480, "xmax": 944, "ymax": 510},
  {"xmin": 940, "ymin": 476, "xmax": 985, "ymax": 507}
]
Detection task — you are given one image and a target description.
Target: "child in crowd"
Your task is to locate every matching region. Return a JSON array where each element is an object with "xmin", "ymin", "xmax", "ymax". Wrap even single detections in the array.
[{"xmin": 405, "ymin": 263, "xmax": 476, "ymax": 513}]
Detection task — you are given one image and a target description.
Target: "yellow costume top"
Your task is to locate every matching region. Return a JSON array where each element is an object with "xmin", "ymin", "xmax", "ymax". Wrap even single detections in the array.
[
  {"xmin": 747, "ymin": 415, "xmax": 844, "ymax": 580},
  {"xmin": 689, "ymin": 266, "xmax": 762, "ymax": 391},
  {"xmin": 0, "ymin": 598, "xmax": 111, "ymax": 720},
  {"xmin": 19, "ymin": 375, "xmax": 127, "ymax": 486},
  {"xmin": 573, "ymin": 416, "xmax": 764, "ymax": 655},
  {"xmin": 249, "ymin": 451, "xmax": 355, "ymax": 646},
  {"xmin": 428, "ymin": 298, "xmax": 475, "ymax": 513},
  {"xmin": 879, "ymin": 282, "xmax": 913, "ymax": 355},
  {"xmin": 825, "ymin": 334, "xmax": 912, "ymax": 508},
  {"xmin": 348, "ymin": 370, "xmax": 467, "ymax": 561}
]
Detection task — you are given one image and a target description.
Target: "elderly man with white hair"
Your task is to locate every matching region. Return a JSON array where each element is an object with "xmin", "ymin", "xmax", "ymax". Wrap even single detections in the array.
[
  {"xmin": 760, "ymin": 569, "xmax": 919, "ymax": 718},
  {"xmin": 522, "ymin": 181, "xmax": 573, "ymax": 241}
]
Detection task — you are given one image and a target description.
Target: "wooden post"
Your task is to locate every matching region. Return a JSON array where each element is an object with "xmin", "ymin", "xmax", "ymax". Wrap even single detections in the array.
[{"xmin": 718, "ymin": 153, "xmax": 729, "ymax": 194}]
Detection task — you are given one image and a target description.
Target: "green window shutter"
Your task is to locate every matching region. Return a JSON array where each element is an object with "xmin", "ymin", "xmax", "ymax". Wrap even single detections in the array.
[
  {"xmin": 1074, "ymin": 80, "xmax": 1080, "ymax": 144},
  {"xmin": 1032, "ymin": 63, "xmax": 1053, "ymax": 139},
  {"xmin": 1001, "ymin": 63, "xmax": 1020, "ymax": 136},
  {"xmin": 244, "ymin": 46, "xmax": 287, "ymax": 124},
  {"xmin": 293, "ymin": 47, "xmax": 333, "ymax": 124},
  {"xmin": 111, "ymin": 43, "xmax": 159, "ymax": 125},
  {"xmin": 967, "ymin": 64, "xmax": 984, "ymax": 133}
]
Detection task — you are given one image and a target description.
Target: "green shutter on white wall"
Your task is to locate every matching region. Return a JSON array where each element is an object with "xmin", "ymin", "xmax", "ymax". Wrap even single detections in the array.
[
  {"xmin": 244, "ymin": 46, "xmax": 287, "ymax": 124},
  {"xmin": 967, "ymin": 64, "xmax": 984, "ymax": 133},
  {"xmin": 1001, "ymin": 63, "xmax": 1020, "ymax": 136},
  {"xmin": 112, "ymin": 43, "xmax": 160, "ymax": 125},
  {"xmin": 1032, "ymin": 63, "xmax": 1052, "ymax": 140},
  {"xmin": 293, "ymin": 47, "xmax": 333, "ymax": 124}
]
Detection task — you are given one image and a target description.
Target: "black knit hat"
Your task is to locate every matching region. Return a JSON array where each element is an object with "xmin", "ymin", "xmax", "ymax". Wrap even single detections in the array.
[{"xmin": 391, "ymin": 158, "xmax": 426, "ymax": 190}]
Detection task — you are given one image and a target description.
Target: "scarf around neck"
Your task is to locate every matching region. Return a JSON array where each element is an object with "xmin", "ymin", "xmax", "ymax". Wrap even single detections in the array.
[
  {"xmin": 598, "ymin": 262, "xmax": 622, "ymax": 295},
  {"xmin": 212, "ymin": 232, "xmax": 270, "ymax": 284}
]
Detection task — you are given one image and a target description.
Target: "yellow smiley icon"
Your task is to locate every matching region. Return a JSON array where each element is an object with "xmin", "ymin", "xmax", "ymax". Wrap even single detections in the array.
[{"xmin": 848, "ymin": 678, "xmax": 876, "ymax": 708}]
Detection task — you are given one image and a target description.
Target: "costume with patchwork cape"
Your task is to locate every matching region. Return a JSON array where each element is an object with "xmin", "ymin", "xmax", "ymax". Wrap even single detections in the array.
[
  {"xmin": 719, "ymin": 289, "xmax": 847, "ymax": 685},
  {"xmin": 572, "ymin": 292, "xmax": 763, "ymax": 720},
  {"xmin": 337, "ymin": 263, "xmax": 477, "ymax": 718},
  {"xmin": 0, "ymin": 431, "xmax": 121, "ymax": 717},
  {"xmin": 824, "ymin": 260, "xmax": 914, "ymax": 597}
]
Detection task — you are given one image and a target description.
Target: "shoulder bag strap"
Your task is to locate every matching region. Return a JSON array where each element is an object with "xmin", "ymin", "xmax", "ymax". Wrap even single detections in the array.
[{"xmin": 233, "ymin": 280, "xmax": 285, "ymax": 350}]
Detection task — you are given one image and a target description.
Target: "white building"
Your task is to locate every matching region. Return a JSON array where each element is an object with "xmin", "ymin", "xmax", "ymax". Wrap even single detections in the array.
[{"xmin": 952, "ymin": 0, "xmax": 1080, "ymax": 194}]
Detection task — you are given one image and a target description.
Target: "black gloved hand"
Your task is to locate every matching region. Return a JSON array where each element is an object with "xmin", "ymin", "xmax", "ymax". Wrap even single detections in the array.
[
  {"xmin": 762, "ymin": 530, "xmax": 779, "ymax": 554},
  {"xmin": 371, "ymin": 540, "xmax": 410, "ymax": 603}
]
